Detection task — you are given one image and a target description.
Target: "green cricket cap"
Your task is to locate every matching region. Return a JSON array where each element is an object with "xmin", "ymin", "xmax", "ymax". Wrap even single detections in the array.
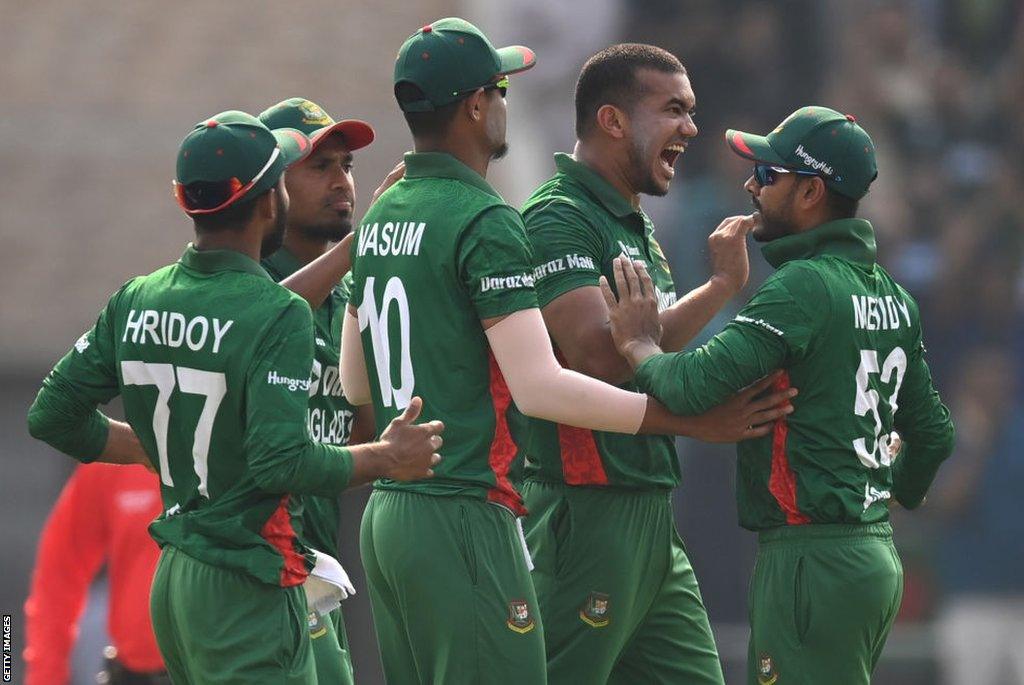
[
  {"xmin": 174, "ymin": 110, "xmax": 307, "ymax": 215},
  {"xmin": 726, "ymin": 106, "xmax": 878, "ymax": 199},
  {"xmin": 393, "ymin": 17, "xmax": 536, "ymax": 112},
  {"xmin": 258, "ymin": 97, "xmax": 375, "ymax": 158}
]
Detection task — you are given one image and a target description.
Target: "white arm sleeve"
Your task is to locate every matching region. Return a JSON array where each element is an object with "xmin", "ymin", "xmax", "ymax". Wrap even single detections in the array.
[
  {"xmin": 485, "ymin": 309, "xmax": 646, "ymax": 434},
  {"xmin": 340, "ymin": 307, "xmax": 372, "ymax": 406}
]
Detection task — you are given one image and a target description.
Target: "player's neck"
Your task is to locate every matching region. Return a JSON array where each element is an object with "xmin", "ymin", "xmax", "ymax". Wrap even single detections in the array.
[
  {"xmin": 192, "ymin": 231, "xmax": 262, "ymax": 262},
  {"xmin": 414, "ymin": 138, "xmax": 491, "ymax": 179},
  {"xmin": 282, "ymin": 229, "xmax": 331, "ymax": 266},
  {"xmin": 574, "ymin": 141, "xmax": 640, "ymax": 208}
]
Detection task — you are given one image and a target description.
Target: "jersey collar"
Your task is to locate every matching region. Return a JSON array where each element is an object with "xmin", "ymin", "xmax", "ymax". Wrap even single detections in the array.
[
  {"xmin": 554, "ymin": 153, "xmax": 641, "ymax": 223},
  {"xmin": 760, "ymin": 218, "xmax": 877, "ymax": 269},
  {"xmin": 261, "ymin": 246, "xmax": 303, "ymax": 279},
  {"xmin": 179, "ymin": 244, "xmax": 271, "ymax": 279},
  {"xmin": 403, "ymin": 152, "xmax": 503, "ymax": 199}
]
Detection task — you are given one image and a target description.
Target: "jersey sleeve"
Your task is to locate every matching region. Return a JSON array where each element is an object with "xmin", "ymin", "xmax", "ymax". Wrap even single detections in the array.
[
  {"xmin": 243, "ymin": 298, "xmax": 354, "ymax": 496},
  {"xmin": 24, "ymin": 466, "xmax": 109, "ymax": 685},
  {"xmin": 523, "ymin": 200, "xmax": 605, "ymax": 307},
  {"xmin": 890, "ymin": 321, "xmax": 956, "ymax": 508},
  {"xmin": 457, "ymin": 205, "xmax": 540, "ymax": 319},
  {"xmin": 634, "ymin": 266, "xmax": 822, "ymax": 414},
  {"xmin": 27, "ymin": 282, "xmax": 131, "ymax": 461}
]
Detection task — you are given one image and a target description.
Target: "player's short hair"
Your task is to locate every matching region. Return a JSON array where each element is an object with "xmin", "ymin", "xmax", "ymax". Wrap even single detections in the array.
[
  {"xmin": 824, "ymin": 186, "xmax": 859, "ymax": 220},
  {"xmin": 188, "ymin": 185, "xmax": 265, "ymax": 233},
  {"xmin": 395, "ymin": 82, "xmax": 462, "ymax": 139},
  {"xmin": 575, "ymin": 44, "xmax": 687, "ymax": 138}
]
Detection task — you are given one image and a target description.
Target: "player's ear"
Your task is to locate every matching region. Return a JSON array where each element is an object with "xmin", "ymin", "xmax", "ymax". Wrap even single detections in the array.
[
  {"xmin": 595, "ymin": 104, "xmax": 628, "ymax": 140},
  {"xmin": 464, "ymin": 88, "xmax": 485, "ymax": 122},
  {"xmin": 802, "ymin": 176, "xmax": 827, "ymax": 208}
]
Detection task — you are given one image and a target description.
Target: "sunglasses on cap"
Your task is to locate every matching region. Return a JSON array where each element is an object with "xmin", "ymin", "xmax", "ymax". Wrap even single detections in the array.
[
  {"xmin": 455, "ymin": 75, "xmax": 509, "ymax": 100},
  {"xmin": 753, "ymin": 163, "xmax": 820, "ymax": 188},
  {"xmin": 174, "ymin": 147, "xmax": 281, "ymax": 214}
]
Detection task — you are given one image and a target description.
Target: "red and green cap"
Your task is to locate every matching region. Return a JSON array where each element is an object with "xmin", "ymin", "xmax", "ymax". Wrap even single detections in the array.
[
  {"xmin": 258, "ymin": 97, "xmax": 375, "ymax": 157},
  {"xmin": 393, "ymin": 17, "xmax": 536, "ymax": 112},
  {"xmin": 726, "ymin": 106, "xmax": 878, "ymax": 199},
  {"xmin": 174, "ymin": 110, "xmax": 307, "ymax": 215}
]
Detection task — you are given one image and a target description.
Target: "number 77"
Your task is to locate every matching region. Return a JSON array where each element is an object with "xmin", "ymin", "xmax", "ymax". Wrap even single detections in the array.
[{"xmin": 121, "ymin": 361, "xmax": 227, "ymax": 496}]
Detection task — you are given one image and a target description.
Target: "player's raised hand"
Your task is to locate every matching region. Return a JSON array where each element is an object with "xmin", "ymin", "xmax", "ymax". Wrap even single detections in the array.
[
  {"xmin": 377, "ymin": 396, "xmax": 444, "ymax": 481},
  {"xmin": 600, "ymin": 256, "xmax": 663, "ymax": 365},
  {"xmin": 370, "ymin": 160, "xmax": 406, "ymax": 206},
  {"xmin": 707, "ymin": 214, "xmax": 755, "ymax": 294},
  {"xmin": 685, "ymin": 371, "xmax": 798, "ymax": 443}
]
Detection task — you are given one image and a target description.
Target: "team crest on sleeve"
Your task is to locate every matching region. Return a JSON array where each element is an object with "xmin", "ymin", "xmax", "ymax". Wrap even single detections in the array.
[
  {"xmin": 757, "ymin": 653, "xmax": 778, "ymax": 685},
  {"xmin": 579, "ymin": 591, "xmax": 611, "ymax": 628},
  {"xmin": 74, "ymin": 333, "xmax": 90, "ymax": 353},
  {"xmin": 506, "ymin": 599, "xmax": 535, "ymax": 634}
]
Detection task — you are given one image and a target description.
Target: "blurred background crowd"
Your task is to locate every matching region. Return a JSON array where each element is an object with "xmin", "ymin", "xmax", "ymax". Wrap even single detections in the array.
[{"xmin": 1, "ymin": 0, "xmax": 1020, "ymax": 683}]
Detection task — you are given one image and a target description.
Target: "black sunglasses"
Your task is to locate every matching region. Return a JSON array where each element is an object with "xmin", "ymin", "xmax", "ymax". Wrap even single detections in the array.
[
  {"xmin": 753, "ymin": 163, "xmax": 820, "ymax": 187},
  {"xmin": 454, "ymin": 76, "xmax": 509, "ymax": 100}
]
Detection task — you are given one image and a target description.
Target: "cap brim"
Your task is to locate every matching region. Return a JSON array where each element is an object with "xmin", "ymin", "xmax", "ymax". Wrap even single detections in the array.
[
  {"xmin": 496, "ymin": 45, "xmax": 536, "ymax": 76},
  {"xmin": 272, "ymin": 128, "xmax": 314, "ymax": 167},
  {"xmin": 725, "ymin": 129, "xmax": 786, "ymax": 165},
  {"xmin": 310, "ymin": 119, "xmax": 375, "ymax": 152}
]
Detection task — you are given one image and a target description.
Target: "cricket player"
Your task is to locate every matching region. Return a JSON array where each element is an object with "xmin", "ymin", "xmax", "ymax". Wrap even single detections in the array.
[
  {"xmin": 259, "ymin": 96, "xmax": 375, "ymax": 685},
  {"xmin": 27, "ymin": 110, "xmax": 443, "ymax": 684},
  {"xmin": 516, "ymin": 44, "xmax": 757, "ymax": 684},
  {"xmin": 340, "ymin": 18, "xmax": 795, "ymax": 684},
  {"xmin": 601, "ymin": 107, "xmax": 956, "ymax": 684}
]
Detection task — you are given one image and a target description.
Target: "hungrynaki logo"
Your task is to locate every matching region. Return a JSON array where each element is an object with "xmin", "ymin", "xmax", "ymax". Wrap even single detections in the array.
[
  {"xmin": 793, "ymin": 144, "xmax": 834, "ymax": 176},
  {"xmin": 267, "ymin": 370, "xmax": 312, "ymax": 392}
]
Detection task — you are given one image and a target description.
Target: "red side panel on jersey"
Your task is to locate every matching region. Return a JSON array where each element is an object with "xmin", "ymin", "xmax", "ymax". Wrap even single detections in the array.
[
  {"xmin": 767, "ymin": 372, "xmax": 810, "ymax": 525},
  {"xmin": 487, "ymin": 352, "xmax": 527, "ymax": 515},
  {"xmin": 260, "ymin": 495, "xmax": 310, "ymax": 586},
  {"xmin": 553, "ymin": 350, "xmax": 609, "ymax": 486}
]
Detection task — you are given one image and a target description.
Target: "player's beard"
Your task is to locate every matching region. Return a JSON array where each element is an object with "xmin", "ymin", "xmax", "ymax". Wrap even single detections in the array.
[
  {"xmin": 299, "ymin": 217, "xmax": 352, "ymax": 242},
  {"xmin": 751, "ymin": 189, "xmax": 800, "ymax": 243},
  {"xmin": 260, "ymin": 192, "xmax": 289, "ymax": 258},
  {"xmin": 627, "ymin": 130, "xmax": 667, "ymax": 198},
  {"xmin": 492, "ymin": 142, "xmax": 509, "ymax": 161}
]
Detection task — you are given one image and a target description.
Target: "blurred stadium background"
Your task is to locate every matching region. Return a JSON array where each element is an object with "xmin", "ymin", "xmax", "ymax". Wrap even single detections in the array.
[{"xmin": 1, "ymin": 1, "xmax": 1021, "ymax": 683}]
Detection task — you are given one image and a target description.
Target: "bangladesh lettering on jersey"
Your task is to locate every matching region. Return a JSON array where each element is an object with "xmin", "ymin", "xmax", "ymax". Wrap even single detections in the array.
[
  {"xmin": 349, "ymin": 152, "xmax": 538, "ymax": 514},
  {"xmin": 510, "ymin": 153, "xmax": 680, "ymax": 490},
  {"xmin": 633, "ymin": 219, "xmax": 954, "ymax": 529},
  {"xmin": 29, "ymin": 246, "xmax": 356, "ymax": 586},
  {"xmin": 263, "ymin": 248, "xmax": 357, "ymax": 555}
]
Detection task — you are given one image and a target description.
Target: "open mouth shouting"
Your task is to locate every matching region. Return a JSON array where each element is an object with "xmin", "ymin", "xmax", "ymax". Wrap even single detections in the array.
[{"xmin": 659, "ymin": 143, "xmax": 686, "ymax": 178}]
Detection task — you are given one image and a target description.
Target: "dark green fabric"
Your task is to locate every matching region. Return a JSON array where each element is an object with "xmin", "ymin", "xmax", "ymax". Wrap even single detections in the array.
[
  {"xmin": 634, "ymin": 219, "xmax": 954, "ymax": 529},
  {"xmin": 747, "ymin": 523, "xmax": 903, "ymax": 684},
  {"xmin": 150, "ymin": 546, "xmax": 316, "ymax": 684},
  {"xmin": 522, "ymin": 481, "xmax": 723, "ymax": 684},
  {"xmin": 512, "ymin": 153, "xmax": 680, "ymax": 489},
  {"xmin": 360, "ymin": 490, "xmax": 546, "ymax": 684},
  {"xmin": 29, "ymin": 244, "xmax": 356, "ymax": 586},
  {"xmin": 351, "ymin": 152, "xmax": 538, "ymax": 513}
]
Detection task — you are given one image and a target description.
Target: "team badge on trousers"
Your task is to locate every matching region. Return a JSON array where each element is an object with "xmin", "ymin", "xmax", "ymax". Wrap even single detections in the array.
[
  {"xmin": 507, "ymin": 599, "xmax": 535, "ymax": 634},
  {"xmin": 757, "ymin": 653, "xmax": 778, "ymax": 685},
  {"xmin": 307, "ymin": 610, "xmax": 328, "ymax": 639},
  {"xmin": 579, "ymin": 591, "xmax": 611, "ymax": 628}
]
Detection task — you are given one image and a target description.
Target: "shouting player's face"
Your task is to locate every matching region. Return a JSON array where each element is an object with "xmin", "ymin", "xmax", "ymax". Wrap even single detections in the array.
[
  {"xmin": 284, "ymin": 136, "xmax": 356, "ymax": 241},
  {"xmin": 260, "ymin": 180, "xmax": 289, "ymax": 258},
  {"xmin": 745, "ymin": 171, "xmax": 803, "ymax": 242},
  {"xmin": 624, "ymin": 70, "xmax": 697, "ymax": 197}
]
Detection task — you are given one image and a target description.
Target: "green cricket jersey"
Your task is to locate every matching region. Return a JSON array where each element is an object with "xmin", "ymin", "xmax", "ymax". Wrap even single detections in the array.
[
  {"xmin": 634, "ymin": 219, "xmax": 955, "ymax": 530},
  {"xmin": 28, "ymin": 246, "xmax": 356, "ymax": 586},
  {"xmin": 349, "ymin": 152, "xmax": 538, "ymax": 514},
  {"xmin": 264, "ymin": 248, "xmax": 358, "ymax": 555},
  {"xmin": 512, "ymin": 153, "xmax": 680, "ymax": 490}
]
